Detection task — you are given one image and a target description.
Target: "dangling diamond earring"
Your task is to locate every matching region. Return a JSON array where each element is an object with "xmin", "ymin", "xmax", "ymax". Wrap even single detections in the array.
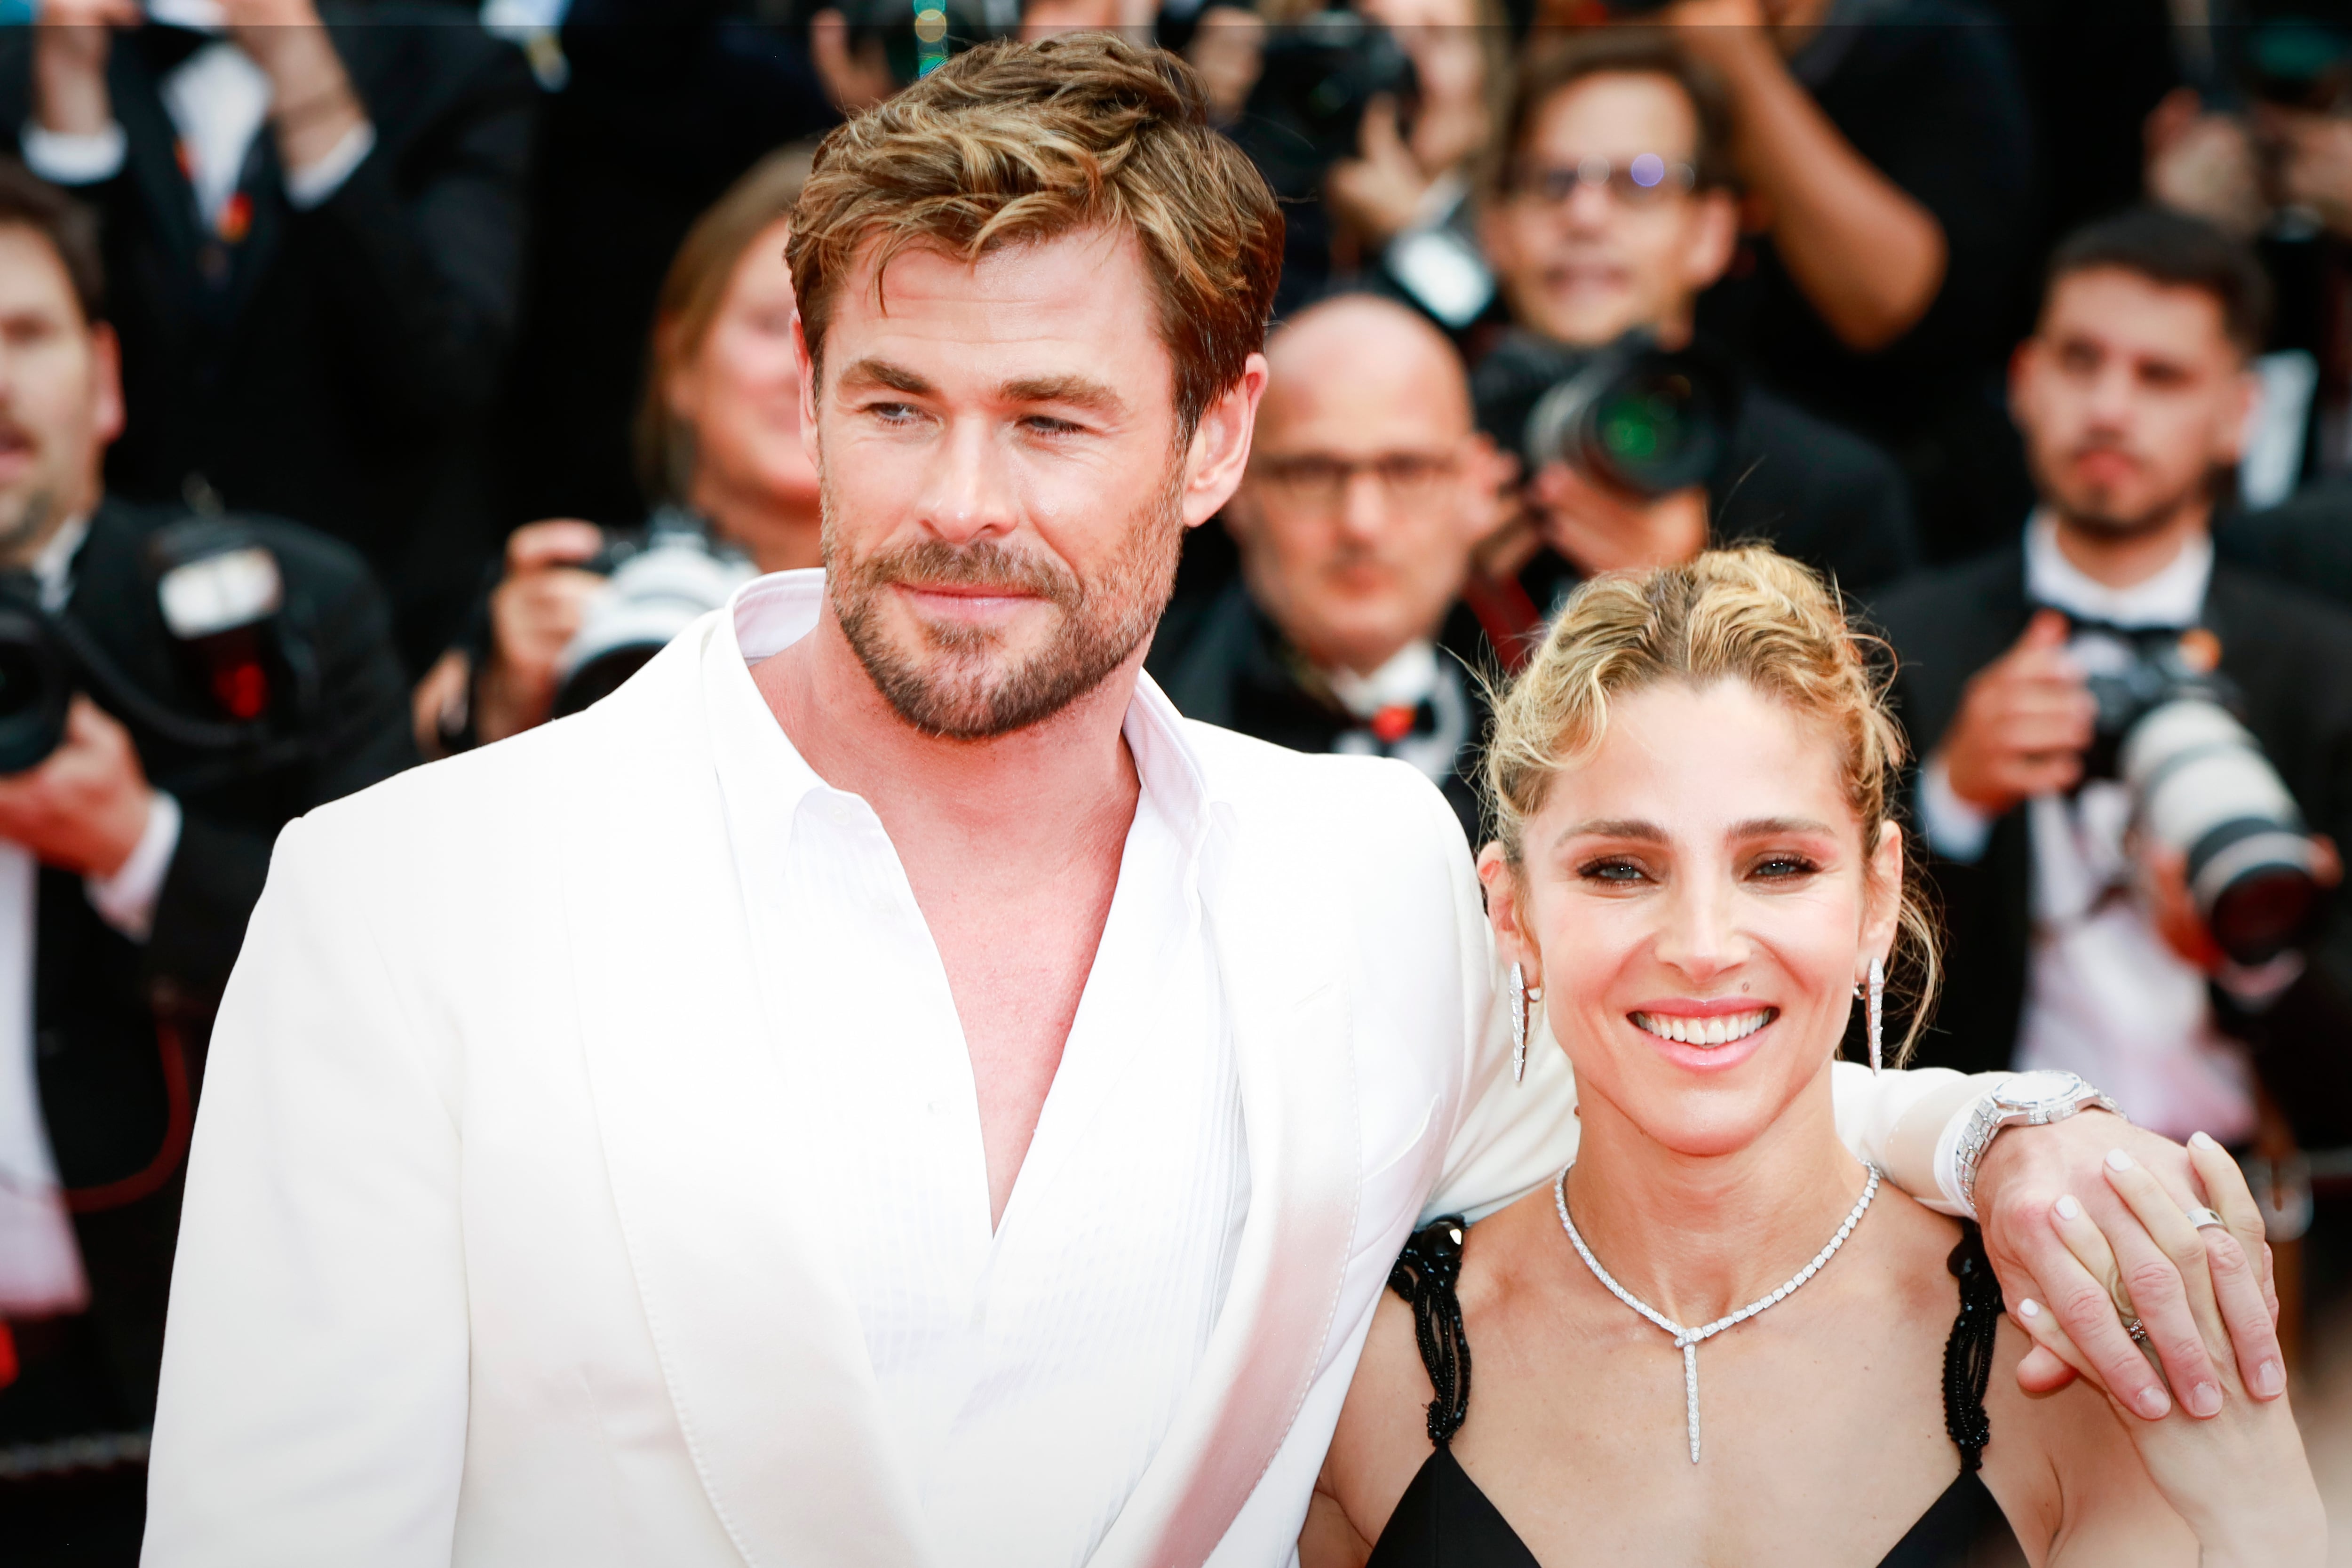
[
  {"xmin": 1867, "ymin": 956, "xmax": 1885, "ymax": 1076},
  {"xmin": 1510, "ymin": 963, "xmax": 1528, "ymax": 1085}
]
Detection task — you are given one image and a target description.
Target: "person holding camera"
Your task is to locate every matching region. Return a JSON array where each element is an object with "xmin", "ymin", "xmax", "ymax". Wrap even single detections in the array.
[
  {"xmin": 1874, "ymin": 207, "xmax": 2352, "ymax": 1152},
  {"xmin": 1470, "ymin": 32, "xmax": 1918, "ymax": 626},
  {"xmin": 417, "ymin": 147, "xmax": 818, "ymax": 757},
  {"xmin": 1151, "ymin": 292, "xmax": 1514, "ymax": 842},
  {"xmin": 0, "ymin": 0, "xmax": 537, "ymax": 668},
  {"xmin": 0, "ymin": 161, "xmax": 412, "ymax": 1557}
]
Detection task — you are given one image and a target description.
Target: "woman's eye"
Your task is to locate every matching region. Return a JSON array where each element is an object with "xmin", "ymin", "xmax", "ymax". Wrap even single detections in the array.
[
  {"xmin": 1752, "ymin": 855, "xmax": 1819, "ymax": 880},
  {"xmin": 1579, "ymin": 858, "xmax": 1649, "ymax": 885}
]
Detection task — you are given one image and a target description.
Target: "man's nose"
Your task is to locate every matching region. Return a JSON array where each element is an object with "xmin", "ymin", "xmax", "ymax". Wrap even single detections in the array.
[
  {"xmin": 920, "ymin": 417, "xmax": 1019, "ymax": 544},
  {"xmin": 1335, "ymin": 466, "xmax": 1391, "ymax": 544}
]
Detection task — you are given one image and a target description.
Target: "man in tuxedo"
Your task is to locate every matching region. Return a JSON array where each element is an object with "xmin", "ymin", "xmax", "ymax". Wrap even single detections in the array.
[
  {"xmin": 1473, "ymin": 30, "xmax": 1920, "ymax": 616},
  {"xmin": 1874, "ymin": 207, "xmax": 2352, "ymax": 1149},
  {"xmin": 0, "ymin": 0, "xmax": 537, "ymax": 666},
  {"xmin": 0, "ymin": 160, "xmax": 413, "ymax": 1556},
  {"xmin": 147, "ymin": 39, "xmax": 2281, "ymax": 1568},
  {"xmin": 1152, "ymin": 294, "xmax": 1512, "ymax": 843}
]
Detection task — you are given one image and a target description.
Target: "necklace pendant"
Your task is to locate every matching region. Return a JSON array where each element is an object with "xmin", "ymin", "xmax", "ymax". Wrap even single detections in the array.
[{"xmin": 1682, "ymin": 1340, "xmax": 1700, "ymax": 1464}]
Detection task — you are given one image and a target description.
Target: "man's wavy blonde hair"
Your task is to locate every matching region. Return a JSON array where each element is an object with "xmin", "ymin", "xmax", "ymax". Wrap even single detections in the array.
[
  {"xmin": 785, "ymin": 33, "xmax": 1284, "ymax": 434},
  {"xmin": 1484, "ymin": 546, "xmax": 1941, "ymax": 1060}
]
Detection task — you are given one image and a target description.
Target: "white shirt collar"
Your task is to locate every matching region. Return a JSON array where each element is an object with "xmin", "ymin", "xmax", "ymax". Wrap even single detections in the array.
[
  {"xmin": 1325, "ymin": 639, "xmax": 1440, "ymax": 721},
  {"xmin": 2021, "ymin": 508, "xmax": 2212, "ymax": 628},
  {"xmin": 712, "ymin": 569, "xmax": 1213, "ymax": 860},
  {"xmin": 30, "ymin": 513, "xmax": 89, "ymax": 613}
]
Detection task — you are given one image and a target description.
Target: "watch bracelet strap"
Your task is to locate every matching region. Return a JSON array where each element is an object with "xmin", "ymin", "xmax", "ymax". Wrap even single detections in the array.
[{"xmin": 1955, "ymin": 1086, "xmax": 2124, "ymax": 1215}]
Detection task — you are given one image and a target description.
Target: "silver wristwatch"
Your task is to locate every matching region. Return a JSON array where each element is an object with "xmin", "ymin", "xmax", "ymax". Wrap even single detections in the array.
[{"xmin": 1954, "ymin": 1070, "xmax": 2123, "ymax": 1216}]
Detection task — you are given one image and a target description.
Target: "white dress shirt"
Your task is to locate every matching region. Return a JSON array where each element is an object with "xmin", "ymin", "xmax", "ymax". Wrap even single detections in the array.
[
  {"xmin": 21, "ymin": 33, "xmax": 375, "ymax": 223},
  {"xmin": 1917, "ymin": 513, "xmax": 2256, "ymax": 1141},
  {"xmin": 712, "ymin": 574, "xmax": 1249, "ymax": 1568}
]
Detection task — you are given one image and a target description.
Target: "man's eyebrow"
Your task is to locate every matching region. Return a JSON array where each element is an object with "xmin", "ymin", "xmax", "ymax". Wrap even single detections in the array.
[
  {"xmin": 1000, "ymin": 374, "xmax": 1127, "ymax": 416},
  {"xmin": 836, "ymin": 357, "xmax": 934, "ymax": 396}
]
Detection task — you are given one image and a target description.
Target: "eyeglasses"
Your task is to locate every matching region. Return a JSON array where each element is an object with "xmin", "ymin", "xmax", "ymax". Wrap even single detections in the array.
[
  {"xmin": 1513, "ymin": 154, "xmax": 1699, "ymax": 208},
  {"xmin": 1254, "ymin": 451, "xmax": 1462, "ymax": 511}
]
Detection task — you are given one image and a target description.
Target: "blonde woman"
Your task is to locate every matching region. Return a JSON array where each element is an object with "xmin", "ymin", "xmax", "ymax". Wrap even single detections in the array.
[{"xmin": 1306, "ymin": 548, "xmax": 2321, "ymax": 1565}]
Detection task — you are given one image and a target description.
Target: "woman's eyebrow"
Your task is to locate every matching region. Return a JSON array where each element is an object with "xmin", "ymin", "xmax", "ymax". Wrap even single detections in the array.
[
  {"xmin": 1729, "ymin": 816, "xmax": 1837, "ymax": 839},
  {"xmin": 1560, "ymin": 819, "xmax": 1666, "ymax": 843}
]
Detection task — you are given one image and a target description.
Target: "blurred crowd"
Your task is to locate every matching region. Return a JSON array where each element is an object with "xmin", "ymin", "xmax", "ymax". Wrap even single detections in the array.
[{"xmin": 0, "ymin": 0, "xmax": 2349, "ymax": 1558}]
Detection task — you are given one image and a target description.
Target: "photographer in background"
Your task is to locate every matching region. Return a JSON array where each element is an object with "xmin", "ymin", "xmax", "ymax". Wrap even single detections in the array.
[
  {"xmin": 0, "ymin": 162, "xmax": 412, "ymax": 1559},
  {"xmin": 1150, "ymin": 293, "xmax": 1512, "ymax": 840},
  {"xmin": 0, "ymin": 0, "xmax": 537, "ymax": 668},
  {"xmin": 418, "ymin": 147, "xmax": 817, "ymax": 755},
  {"xmin": 1873, "ymin": 208, "xmax": 2352, "ymax": 1152},
  {"xmin": 1472, "ymin": 32, "xmax": 1917, "ymax": 617},
  {"xmin": 1659, "ymin": 0, "xmax": 2039, "ymax": 562}
]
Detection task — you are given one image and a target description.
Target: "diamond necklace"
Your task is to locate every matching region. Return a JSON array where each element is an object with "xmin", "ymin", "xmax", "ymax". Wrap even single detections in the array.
[{"xmin": 1553, "ymin": 1162, "xmax": 1880, "ymax": 1464}]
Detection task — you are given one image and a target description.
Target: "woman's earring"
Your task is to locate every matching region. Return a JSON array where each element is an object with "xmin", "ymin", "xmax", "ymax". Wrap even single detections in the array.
[
  {"xmin": 1867, "ymin": 956, "xmax": 1885, "ymax": 1076},
  {"xmin": 1510, "ymin": 963, "xmax": 1528, "ymax": 1085}
]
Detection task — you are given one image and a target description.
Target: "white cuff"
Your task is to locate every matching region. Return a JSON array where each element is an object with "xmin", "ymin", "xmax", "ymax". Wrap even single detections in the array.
[
  {"xmin": 22, "ymin": 120, "xmax": 127, "ymax": 186},
  {"xmin": 284, "ymin": 120, "xmax": 375, "ymax": 209},
  {"xmin": 85, "ymin": 791, "xmax": 181, "ymax": 944},
  {"xmin": 1916, "ymin": 755, "xmax": 1996, "ymax": 864}
]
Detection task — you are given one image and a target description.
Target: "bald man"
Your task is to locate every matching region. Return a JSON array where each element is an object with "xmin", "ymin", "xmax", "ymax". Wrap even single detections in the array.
[{"xmin": 1150, "ymin": 296, "xmax": 1513, "ymax": 838}]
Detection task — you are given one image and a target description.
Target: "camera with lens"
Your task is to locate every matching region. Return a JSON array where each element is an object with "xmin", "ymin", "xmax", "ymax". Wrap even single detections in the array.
[
  {"xmin": 2076, "ymin": 624, "xmax": 2328, "ymax": 966},
  {"xmin": 550, "ymin": 508, "xmax": 756, "ymax": 719},
  {"xmin": 0, "ymin": 515, "xmax": 310, "ymax": 776},
  {"xmin": 1228, "ymin": 10, "xmax": 1417, "ymax": 204},
  {"xmin": 1475, "ymin": 330, "xmax": 1740, "ymax": 500}
]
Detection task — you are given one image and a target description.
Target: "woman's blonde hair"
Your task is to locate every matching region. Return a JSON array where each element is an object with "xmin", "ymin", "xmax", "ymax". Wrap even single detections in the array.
[{"xmin": 1483, "ymin": 546, "xmax": 1941, "ymax": 1060}]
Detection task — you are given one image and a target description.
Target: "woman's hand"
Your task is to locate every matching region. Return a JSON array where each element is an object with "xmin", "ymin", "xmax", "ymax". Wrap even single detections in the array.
[{"xmin": 2007, "ymin": 1137, "xmax": 2324, "ymax": 1566}]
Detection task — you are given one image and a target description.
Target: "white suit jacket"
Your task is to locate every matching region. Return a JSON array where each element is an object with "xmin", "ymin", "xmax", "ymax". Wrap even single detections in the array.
[{"xmin": 144, "ymin": 602, "xmax": 1940, "ymax": 1567}]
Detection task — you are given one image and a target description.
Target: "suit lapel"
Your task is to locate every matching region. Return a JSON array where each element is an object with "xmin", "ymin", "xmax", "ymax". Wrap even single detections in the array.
[
  {"xmin": 559, "ymin": 623, "xmax": 929, "ymax": 1568},
  {"xmin": 1089, "ymin": 798, "xmax": 1363, "ymax": 1568}
]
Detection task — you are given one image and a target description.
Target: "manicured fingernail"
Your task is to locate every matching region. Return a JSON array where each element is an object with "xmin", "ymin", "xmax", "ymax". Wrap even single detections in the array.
[
  {"xmin": 2257, "ymin": 1360, "xmax": 2286, "ymax": 1397},
  {"xmin": 2190, "ymin": 1130, "xmax": 2219, "ymax": 1151},
  {"xmin": 2106, "ymin": 1149, "xmax": 2135, "ymax": 1172},
  {"xmin": 2189, "ymin": 1381, "xmax": 2223, "ymax": 1417},
  {"xmin": 2136, "ymin": 1386, "xmax": 2171, "ymax": 1418},
  {"xmin": 2018, "ymin": 1297, "xmax": 2042, "ymax": 1320},
  {"xmin": 2054, "ymin": 1194, "xmax": 2082, "ymax": 1221}
]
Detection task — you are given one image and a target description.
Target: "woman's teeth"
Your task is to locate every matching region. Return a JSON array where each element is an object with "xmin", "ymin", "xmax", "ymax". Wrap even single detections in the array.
[{"xmin": 1631, "ymin": 1009, "xmax": 1775, "ymax": 1047}]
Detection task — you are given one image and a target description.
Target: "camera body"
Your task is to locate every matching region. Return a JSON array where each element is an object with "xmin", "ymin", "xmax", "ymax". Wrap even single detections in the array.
[
  {"xmin": 551, "ymin": 508, "xmax": 756, "ymax": 719},
  {"xmin": 1475, "ymin": 330, "xmax": 1740, "ymax": 500},
  {"xmin": 1230, "ymin": 12, "xmax": 1417, "ymax": 204},
  {"xmin": 2077, "ymin": 623, "xmax": 2326, "ymax": 966},
  {"xmin": 0, "ymin": 516, "xmax": 302, "ymax": 775}
]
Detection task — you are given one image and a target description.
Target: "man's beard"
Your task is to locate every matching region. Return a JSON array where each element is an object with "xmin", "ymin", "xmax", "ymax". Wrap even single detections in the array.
[
  {"xmin": 0, "ymin": 488, "xmax": 57, "ymax": 566},
  {"xmin": 824, "ymin": 467, "xmax": 1184, "ymax": 740},
  {"xmin": 2046, "ymin": 441, "xmax": 2209, "ymax": 540}
]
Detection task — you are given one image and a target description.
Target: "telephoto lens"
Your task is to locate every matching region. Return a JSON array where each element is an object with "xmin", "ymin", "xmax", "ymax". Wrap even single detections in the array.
[
  {"xmin": 2119, "ymin": 699, "xmax": 2326, "ymax": 965},
  {"xmin": 1520, "ymin": 335, "xmax": 1738, "ymax": 498}
]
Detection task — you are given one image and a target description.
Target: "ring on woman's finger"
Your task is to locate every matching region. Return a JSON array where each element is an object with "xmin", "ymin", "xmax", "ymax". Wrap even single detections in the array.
[
  {"xmin": 2124, "ymin": 1315, "xmax": 2151, "ymax": 1345},
  {"xmin": 2184, "ymin": 1206, "xmax": 2228, "ymax": 1231}
]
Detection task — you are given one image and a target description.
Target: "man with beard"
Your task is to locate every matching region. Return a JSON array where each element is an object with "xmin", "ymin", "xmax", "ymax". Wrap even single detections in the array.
[
  {"xmin": 146, "ymin": 42, "xmax": 2285, "ymax": 1568},
  {"xmin": 1875, "ymin": 207, "xmax": 2352, "ymax": 1150}
]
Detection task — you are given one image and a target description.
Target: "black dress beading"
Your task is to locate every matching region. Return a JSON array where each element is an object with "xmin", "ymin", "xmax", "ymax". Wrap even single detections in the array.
[{"xmin": 1364, "ymin": 1218, "xmax": 2013, "ymax": 1566}]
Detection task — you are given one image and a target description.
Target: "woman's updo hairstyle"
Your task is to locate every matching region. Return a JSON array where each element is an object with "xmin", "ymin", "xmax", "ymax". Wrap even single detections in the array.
[{"xmin": 1483, "ymin": 545, "xmax": 1940, "ymax": 1059}]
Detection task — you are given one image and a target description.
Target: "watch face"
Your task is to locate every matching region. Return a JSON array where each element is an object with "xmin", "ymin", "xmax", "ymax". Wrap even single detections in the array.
[{"xmin": 1998, "ymin": 1070, "xmax": 2083, "ymax": 1111}]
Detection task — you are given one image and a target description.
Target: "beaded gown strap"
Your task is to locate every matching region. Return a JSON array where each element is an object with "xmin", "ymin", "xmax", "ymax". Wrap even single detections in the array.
[
  {"xmin": 1386, "ymin": 1216, "xmax": 1472, "ymax": 1446},
  {"xmin": 1943, "ymin": 1221, "xmax": 2003, "ymax": 1473}
]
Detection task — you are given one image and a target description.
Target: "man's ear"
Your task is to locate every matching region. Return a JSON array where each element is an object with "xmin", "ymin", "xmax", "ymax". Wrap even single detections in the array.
[
  {"xmin": 2213, "ymin": 361, "xmax": 2260, "ymax": 470},
  {"xmin": 1683, "ymin": 189, "xmax": 1740, "ymax": 292},
  {"xmin": 2007, "ymin": 334, "xmax": 2044, "ymax": 432},
  {"xmin": 89, "ymin": 321, "xmax": 123, "ymax": 449},
  {"xmin": 1180, "ymin": 351, "xmax": 1269, "ymax": 529},
  {"xmin": 792, "ymin": 312, "xmax": 822, "ymax": 467}
]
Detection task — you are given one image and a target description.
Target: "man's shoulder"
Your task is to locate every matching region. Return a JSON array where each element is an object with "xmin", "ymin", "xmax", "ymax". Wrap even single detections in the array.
[
  {"xmin": 1180, "ymin": 716, "xmax": 1467, "ymax": 848},
  {"xmin": 1865, "ymin": 545, "xmax": 2025, "ymax": 638},
  {"xmin": 1733, "ymin": 387, "xmax": 1902, "ymax": 491},
  {"xmin": 90, "ymin": 497, "xmax": 378, "ymax": 601}
]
